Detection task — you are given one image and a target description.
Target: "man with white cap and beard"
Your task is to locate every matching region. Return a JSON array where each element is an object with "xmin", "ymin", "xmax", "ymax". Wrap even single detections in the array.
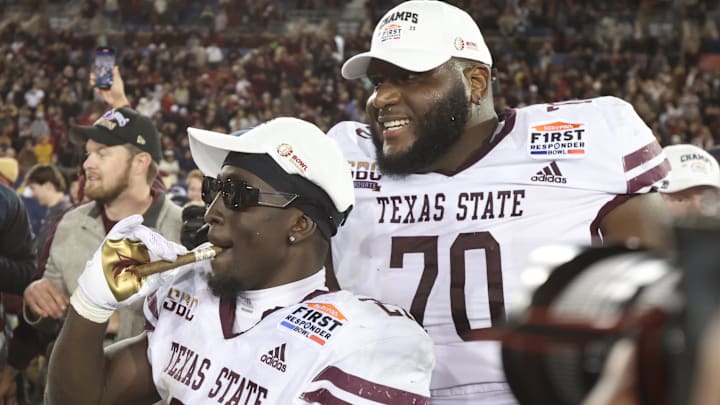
[{"xmin": 328, "ymin": 1, "xmax": 672, "ymax": 403}]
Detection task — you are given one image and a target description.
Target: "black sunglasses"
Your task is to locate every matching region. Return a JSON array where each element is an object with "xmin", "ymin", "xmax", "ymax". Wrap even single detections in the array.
[{"xmin": 201, "ymin": 176, "xmax": 299, "ymax": 210}]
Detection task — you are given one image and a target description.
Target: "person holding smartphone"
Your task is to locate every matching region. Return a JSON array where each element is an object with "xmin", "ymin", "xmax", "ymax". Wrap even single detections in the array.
[{"xmin": 0, "ymin": 64, "xmax": 183, "ymax": 404}]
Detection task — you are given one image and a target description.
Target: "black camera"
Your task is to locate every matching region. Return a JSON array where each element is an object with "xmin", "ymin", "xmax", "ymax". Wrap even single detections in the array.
[
  {"xmin": 180, "ymin": 204, "xmax": 209, "ymax": 250},
  {"xmin": 501, "ymin": 217, "xmax": 720, "ymax": 405}
]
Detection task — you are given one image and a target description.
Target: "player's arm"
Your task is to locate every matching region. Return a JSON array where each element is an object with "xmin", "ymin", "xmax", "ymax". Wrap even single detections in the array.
[
  {"xmin": 600, "ymin": 192, "xmax": 672, "ymax": 252},
  {"xmin": 47, "ymin": 215, "xmax": 188, "ymax": 404},
  {"xmin": 46, "ymin": 308, "xmax": 159, "ymax": 405},
  {"xmin": 594, "ymin": 97, "xmax": 673, "ymax": 252}
]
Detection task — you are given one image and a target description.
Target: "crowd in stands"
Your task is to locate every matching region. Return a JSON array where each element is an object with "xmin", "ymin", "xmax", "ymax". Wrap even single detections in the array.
[{"xmin": 0, "ymin": 0, "xmax": 718, "ymax": 198}]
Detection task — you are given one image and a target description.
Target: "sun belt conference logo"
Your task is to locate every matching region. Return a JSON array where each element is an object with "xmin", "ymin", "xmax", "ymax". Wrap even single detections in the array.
[{"xmin": 277, "ymin": 143, "xmax": 293, "ymax": 157}]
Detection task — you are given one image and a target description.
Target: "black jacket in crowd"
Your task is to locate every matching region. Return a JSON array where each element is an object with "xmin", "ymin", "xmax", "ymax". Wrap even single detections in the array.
[{"xmin": 0, "ymin": 183, "xmax": 36, "ymax": 295}]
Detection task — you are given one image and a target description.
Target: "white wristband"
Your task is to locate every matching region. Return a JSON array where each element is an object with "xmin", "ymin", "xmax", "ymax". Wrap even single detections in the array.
[{"xmin": 70, "ymin": 288, "xmax": 114, "ymax": 324}]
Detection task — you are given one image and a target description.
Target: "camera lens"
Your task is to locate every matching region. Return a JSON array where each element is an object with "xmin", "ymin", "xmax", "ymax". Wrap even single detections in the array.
[{"xmin": 502, "ymin": 246, "xmax": 678, "ymax": 405}]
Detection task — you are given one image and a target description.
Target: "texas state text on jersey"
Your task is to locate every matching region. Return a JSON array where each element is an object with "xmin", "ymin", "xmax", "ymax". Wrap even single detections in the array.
[{"xmin": 327, "ymin": 96, "xmax": 669, "ymax": 391}]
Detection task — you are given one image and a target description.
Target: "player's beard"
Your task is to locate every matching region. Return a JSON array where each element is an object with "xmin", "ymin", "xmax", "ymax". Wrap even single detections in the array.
[
  {"xmin": 371, "ymin": 75, "xmax": 469, "ymax": 176},
  {"xmin": 204, "ymin": 272, "xmax": 243, "ymax": 300},
  {"xmin": 84, "ymin": 165, "xmax": 131, "ymax": 204}
]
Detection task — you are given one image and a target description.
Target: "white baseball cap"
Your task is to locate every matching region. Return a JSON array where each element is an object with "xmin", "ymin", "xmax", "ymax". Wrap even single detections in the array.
[
  {"xmin": 187, "ymin": 117, "xmax": 355, "ymax": 215},
  {"xmin": 341, "ymin": 0, "xmax": 492, "ymax": 80},
  {"xmin": 660, "ymin": 144, "xmax": 720, "ymax": 193}
]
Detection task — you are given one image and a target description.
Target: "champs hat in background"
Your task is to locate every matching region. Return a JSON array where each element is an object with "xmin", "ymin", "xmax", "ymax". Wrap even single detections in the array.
[
  {"xmin": 341, "ymin": 0, "xmax": 492, "ymax": 79},
  {"xmin": 71, "ymin": 107, "xmax": 162, "ymax": 163},
  {"xmin": 660, "ymin": 144, "xmax": 720, "ymax": 193}
]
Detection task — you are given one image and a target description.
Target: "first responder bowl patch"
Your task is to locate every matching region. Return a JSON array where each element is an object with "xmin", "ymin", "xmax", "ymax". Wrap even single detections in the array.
[{"xmin": 279, "ymin": 303, "xmax": 346, "ymax": 346}]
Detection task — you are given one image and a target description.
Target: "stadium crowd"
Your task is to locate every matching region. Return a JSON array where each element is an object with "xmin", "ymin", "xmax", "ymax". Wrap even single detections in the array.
[
  {"xmin": 0, "ymin": 0, "xmax": 719, "ymax": 403},
  {"xmin": 0, "ymin": 0, "xmax": 718, "ymax": 193}
]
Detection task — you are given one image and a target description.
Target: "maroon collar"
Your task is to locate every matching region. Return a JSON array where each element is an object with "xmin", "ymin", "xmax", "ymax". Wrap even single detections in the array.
[{"xmin": 435, "ymin": 108, "xmax": 517, "ymax": 177}]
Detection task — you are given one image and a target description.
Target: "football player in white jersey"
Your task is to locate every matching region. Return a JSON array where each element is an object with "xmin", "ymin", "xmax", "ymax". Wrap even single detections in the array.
[
  {"xmin": 46, "ymin": 117, "xmax": 434, "ymax": 404},
  {"xmin": 328, "ymin": 1, "xmax": 672, "ymax": 404}
]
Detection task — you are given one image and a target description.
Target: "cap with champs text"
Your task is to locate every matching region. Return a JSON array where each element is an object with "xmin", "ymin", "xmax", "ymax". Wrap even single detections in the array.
[
  {"xmin": 70, "ymin": 107, "xmax": 162, "ymax": 163},
  {"xmin": 186, "ymin": 117, "xmax": 354, "ymax": 215},
  {"xmin": 660, "ymin": 144, "xmax": 720, "ymax": 193},
  {"xmin": 341, "ymin": 0, "xmax": 492, "ymax": 79}
]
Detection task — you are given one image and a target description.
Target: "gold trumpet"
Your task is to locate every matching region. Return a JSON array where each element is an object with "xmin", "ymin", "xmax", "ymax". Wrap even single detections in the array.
[{"xmin": 101, "ymin": 240, "xmax": 223, "ymax": 301}]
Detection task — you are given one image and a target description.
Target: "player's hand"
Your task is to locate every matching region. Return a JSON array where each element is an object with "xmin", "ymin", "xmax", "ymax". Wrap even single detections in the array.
[
  {"xmin": 72, "ymin": 215, "xmax": 188, "ymax": 323},
  {"xmin": 90, "ymin": 66, "xmax": 130, "ymax": 109},
  {"xmin": 23, "ymin": 278, "xmax": 68, "ymax": 319},
  {"xmin": 0, "ymin": 365, "xmax": 18, "ymax": 405}
]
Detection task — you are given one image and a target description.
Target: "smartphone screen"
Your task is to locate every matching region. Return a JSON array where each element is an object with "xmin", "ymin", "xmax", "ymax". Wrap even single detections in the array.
[{"xmin": 94, "ymin": 47, "xmax": 116, "ymax": 90}]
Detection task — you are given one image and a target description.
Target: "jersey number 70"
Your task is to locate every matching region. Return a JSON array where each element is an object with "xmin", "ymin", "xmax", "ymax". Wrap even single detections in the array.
[{"xmin": 390, "ymin": 232, "xmax": 505, "ymax": 341}]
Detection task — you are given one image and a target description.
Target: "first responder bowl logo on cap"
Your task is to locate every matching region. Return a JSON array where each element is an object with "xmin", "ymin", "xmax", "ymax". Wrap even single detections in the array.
[
  {"xmin": 454, "ymin": 37, "xmax": 465, "ymax": 51},
  {"xmin": 277, "ymin": 143, "xmax": 293, "ymax": 157}
]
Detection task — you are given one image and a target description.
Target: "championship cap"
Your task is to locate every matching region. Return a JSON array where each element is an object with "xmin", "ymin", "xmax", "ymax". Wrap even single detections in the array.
[
  {"xmin": 70, "ymin": 107, "xmax": 162, "ymax": 163},
  {"xmin": 660, "ymin": 144, "xmax": 720, "ymax": 193},
  {"xmin": 342, "ymin": 0, "xmax": 492, "ymax": 79},
  {"xmin": 187, "ymin": 117, "xmax": 355, "ymax": 236}
]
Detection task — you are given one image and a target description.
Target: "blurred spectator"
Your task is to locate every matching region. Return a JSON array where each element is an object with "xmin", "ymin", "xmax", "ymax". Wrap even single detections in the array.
[
  {"xmin": 23, "ymin": 164, "xmax": 72, "ymax": 252},
  {"xmin": 158, "ymin": 148, "xmax": 180, "ymax": 188},
  {"xmin": 184, "ymin": 168, "xmax": 204, "ymax": 206},
  {"xmin": 53, "ymin": 135, "xmax": 80, "ymax": 170},
  {"xmin": 23, "ymin": 82, "xmax": 44, "ymax": 110},
  {"xmin": 28, "ymin": 110, "xmax": 50, "ymax": 141},
  {"xmin": 16, "ymin": 139, "xmax": 37, "ymax": 177},
  {"xmin": 66, "ymin": 171, "xmax": 86, "ymax": 206},
  {"xmin": 0, "ymin": 158, "xmax": 19, "ymax": 188},
  {"xmin": 33, "ymin": 134, "xmax": 54, "ymax": 165},
  {"xmin": 0, "ymin": 166, "xmax": 35, "ymax": 403}
]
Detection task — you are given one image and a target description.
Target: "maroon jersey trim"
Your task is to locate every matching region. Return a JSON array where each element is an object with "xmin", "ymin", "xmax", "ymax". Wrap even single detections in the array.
[
  {"xmin": 300, "ymin": 389, "xmax": 353, "ymax": 405},
  {"xmin": 436, "ymin": 109, "xmax": 517, "ymax": 177},
  {"xmin": 626, "ymin": 159, "xmax": 670, "ymax": 193},
  {"xmin": 623, "ymin": 141, "xmax": 663, "ymax": 172},
  {"xmin": 144, "ymin": 290, "xmax": 159, "ymax": 331},
  {"xmin": 307, "ymin": 365, "xmax": 430, "ymax": 404},
  {"xmin": 219, "ymin": 297, "xmax": 240, "ymax": 339},
  {"xmin": 144, "ymin": 320, "xmax": 155, "ymax": 332}
]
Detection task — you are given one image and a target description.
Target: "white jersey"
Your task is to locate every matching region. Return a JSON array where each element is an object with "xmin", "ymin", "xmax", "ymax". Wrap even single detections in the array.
[
  {"xmin": 143, "ymin": 267, "xmax": 433, "ymax": 404},
  {"xmin": 327, "ymin": 96, "xmax": 669, "ymax": 391}
]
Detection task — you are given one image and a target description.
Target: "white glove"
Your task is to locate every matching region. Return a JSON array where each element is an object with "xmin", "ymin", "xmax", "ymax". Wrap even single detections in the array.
[{"xmin": 71, "ymin": 214, "xmax": 189, "ymax": 323}]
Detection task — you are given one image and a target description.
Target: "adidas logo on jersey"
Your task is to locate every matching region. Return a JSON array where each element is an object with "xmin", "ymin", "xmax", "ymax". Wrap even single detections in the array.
[
  {"xmin": 531, "ymin": 162, "xmax": 567, "ymax": 184},
  {"xmin": 260, "ymin": 343, "xmax": 287, "ymax": 373}
]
